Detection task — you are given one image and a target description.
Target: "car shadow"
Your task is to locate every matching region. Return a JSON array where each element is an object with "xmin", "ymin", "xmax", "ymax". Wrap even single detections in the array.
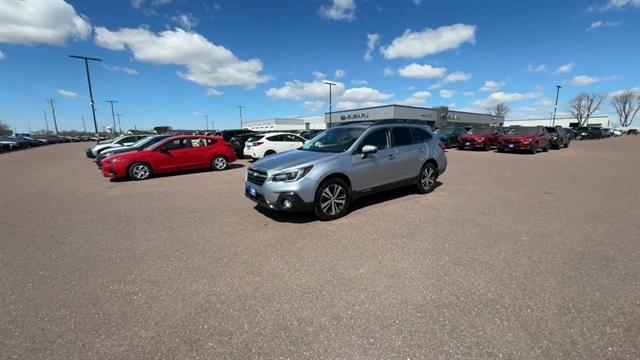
[
  {"xmin": 254, "ymin": 181, "xmax": 443, "ymax": 223},
  {"xmin": 110, "ymin": 163, "xmax": 245, "ymax": 182}
]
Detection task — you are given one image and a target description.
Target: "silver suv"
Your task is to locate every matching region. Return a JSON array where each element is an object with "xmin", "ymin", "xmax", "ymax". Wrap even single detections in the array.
[{"xmin": 245, "ymin": 121, "xmax": 447, "ymax": 220}]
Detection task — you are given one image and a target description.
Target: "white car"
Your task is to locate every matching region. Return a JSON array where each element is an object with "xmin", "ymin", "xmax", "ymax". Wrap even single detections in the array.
[
  {"xmin": 613, "ymin": 129, "xmax": 623, "ymax": 137},
  {"xmin": 86, "ymin": 135, "xmax": 148, "ymax": 158},
  {"xmin": 243, "ymin": 132, "xmax": 307, "ymax": 159}
]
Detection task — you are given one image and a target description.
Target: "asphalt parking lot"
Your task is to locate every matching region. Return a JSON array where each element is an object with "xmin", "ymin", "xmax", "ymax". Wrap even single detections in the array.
[{"xmin": 1, "ymin": 137, "xmax": 639, "ymax": 359}]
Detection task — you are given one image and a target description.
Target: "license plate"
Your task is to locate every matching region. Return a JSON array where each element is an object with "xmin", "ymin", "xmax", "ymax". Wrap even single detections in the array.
[
  {"xmin": 508, "ymin": 144, "xmax": 514, "ymax": 148},
  {"xmin": 465, "ymin": 142, "xmax": 470, "ymax": 146},
  {"xmin": 248, "ymin": 186, "xmax": 257, "ymax": 197}
]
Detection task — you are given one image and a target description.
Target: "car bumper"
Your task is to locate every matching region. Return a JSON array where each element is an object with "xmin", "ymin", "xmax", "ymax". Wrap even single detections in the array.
[
  {"xmin": 245, "ymin": 175, "xmax": 317, "ymax": 212},
  {"xmin": 243, "ymin": 148, "xmax": 256, "ymax": 158},
  {"xmin": 458, "ymin": 140, "xmax": 485, "ymax": 148},
  {"xmin": 85, "ymin": 148, "xmax": 96, "ymax": 158},
  {"xmin": 498, "ymin": 143, "xmax": 531, "ymax": 151}
]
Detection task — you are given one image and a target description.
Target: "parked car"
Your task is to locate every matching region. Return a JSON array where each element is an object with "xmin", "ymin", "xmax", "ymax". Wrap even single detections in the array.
[
  {"xmin": 613, "ymin": 129, "xmax": 623, "ymax": 137},
  {"xmin": 627, "ymin": 129, "xmax": 639, "ymax": 135},
  {"xmin": 457, "ymin": 126, "xmax": 504, "ymax": 151},
  {"xmin": 229, "ymin": 133, "xmax": 258, "ymax": 158},
  {"xmin": 434, "ymin": 126, "xmax": 467, "ymax": 148},
  {"xmin": 299, "ymin": 129, "xmax": 324, "ymax": 140},
  {"xmin": 497, "ymin": 126, "xmax": 550, "ymax": 154},
  {"xmin": 244, "ymin": 121, "xmax": 447, "ymax": 220},
  {"xmin": 243, "ymin": 132, "xmax": 307, "ymax": 159},
  {"xmin": 101, "ymin": 135, "xmax": 236, "ymax": 180},
  {"xmin": 0, "ymin": 137, "xmax": 19, "ymax": 152},
  {"xmin": 215, "ymin": 129, "xmax": 255, "ymax": 142},
  {"xmin": 96, "ymin": 135, "xmax": 173, "ymax": 168},
  {"xmin": 574, "ymin": 127, "xmax": 603, "ymax": 140},
  {"xmin": 86, "ymin": 135, "xmax": 149, "ymax": 158},
  {"xmin": 545, "ymin": 126, "xmax": 570, "ymax": 149}
]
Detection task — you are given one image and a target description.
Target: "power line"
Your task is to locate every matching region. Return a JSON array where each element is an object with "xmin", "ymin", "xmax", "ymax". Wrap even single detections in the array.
[
  {"xmin": 47, "ymin": 98, "xmax": 59, "ymax": 135},
  {"xmin": 70, "ymin": 54, "xmax": 102, "ymax": 143}
]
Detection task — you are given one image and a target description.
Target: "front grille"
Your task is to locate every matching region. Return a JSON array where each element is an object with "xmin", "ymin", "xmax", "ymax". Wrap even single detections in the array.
[
  {"xmin": 504, "ymin": 139, "xmax": 520, "ymax": 145},
  {"xmin": 247, "ymin": 168, "xmax": 267, "ymax": 186}
]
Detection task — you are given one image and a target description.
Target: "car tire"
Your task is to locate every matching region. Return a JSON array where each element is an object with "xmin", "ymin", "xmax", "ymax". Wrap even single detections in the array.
[
  {"xmin": 530, "ymin": 143, "xmax": 537, "ymax": 154},
  {"xmin": 416, "ymin": 162, "xmax": 437, "ymax": 194},
  {"xmin": 211, "ymin": 155, "xmax": 228, "ymax": 171},
  {"xmin": 543, "ymin": 143, "xmax": 550, "ymax": 152},
  {"xmin": 264, "ymin": 150, "xmax": 276, "ymax": 157},
  {"xmin": 564, "ymin": 141, "xmax": 570, "ymax": 148},
  {"xmin": 484, "ymin": 142, "xmax": 491, "ymax": 151},
  {"xmin": 314, "ymin": 177, "xmax": 350, "ymax": 221},
  {"xmin": 128, "ymin": 162, "xmax": 152, "ymax": 180},
  {"xmin": 497, "ymin": 147, "xmax": 505, "ymax": 153}
]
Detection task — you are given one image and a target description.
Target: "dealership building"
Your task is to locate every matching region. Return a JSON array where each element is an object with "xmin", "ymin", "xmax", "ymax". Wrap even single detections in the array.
[
  {"xmin": 324, "ymin": 105, "xmax": 503, "ymax": 128},
  {"xmin": 242, "ymin": 115, "xmax": 325, "ymax": 131},
  {"xmin": 504, "ymin": 115, "xmax": 611, "ymax": 128}
]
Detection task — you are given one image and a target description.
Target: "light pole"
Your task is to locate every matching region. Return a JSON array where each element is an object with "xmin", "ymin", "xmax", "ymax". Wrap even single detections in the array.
[
  {"xmin": 237, "ymin": 105, "xmax": 245, "ymax": 129},
  {"xmin": 38, "ymin": 108, "xmax": 49, "ymax": 134},
  {"xmin": 552, "ymin": 85, "xmax": 561, "ymax": 126},
  {"xmin": 116, "ymin": 114, "xmax": 123, "ymax": 134},
  {"xmin": 81, "ymin": 114, "xmax": 87, "ymax": 134},
  {"xmin": 70, "ymin": 55, "xmax": 102, "ymax": 142},
  {"xmin": 47, "ymin": 99, "xmax": 59, "ymax": 135},
  {"xmin": 324, "ymin": 81, "xmax": 336, "ymax": 128},
  {"xmin": 105, "ymin": 100, "xmax": 118, "ymax": 134},
  {"xmin": 204, "ymin": 115, "xmax": 209, "ymax": 131}
]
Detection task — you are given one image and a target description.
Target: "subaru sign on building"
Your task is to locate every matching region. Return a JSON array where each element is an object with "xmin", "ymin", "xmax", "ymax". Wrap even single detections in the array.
[{"xmin": 325, "ymin": 104, "xmax": 503, "ymax": 128}]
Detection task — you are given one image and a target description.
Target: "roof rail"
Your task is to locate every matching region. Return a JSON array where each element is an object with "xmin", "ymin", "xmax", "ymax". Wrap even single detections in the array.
[{"xmin": 335, "ymin": 119, "xmax": 432, "ymax": 127}]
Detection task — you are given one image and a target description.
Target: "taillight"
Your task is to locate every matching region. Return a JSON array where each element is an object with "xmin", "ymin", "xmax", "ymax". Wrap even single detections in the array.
[
  {"xmin": 253, "ymin": 141, "xmax": 263, "ymax": 146},
  {"xmin": 438, "ymin": 142, "xmax": 445, "ymax": 150}
]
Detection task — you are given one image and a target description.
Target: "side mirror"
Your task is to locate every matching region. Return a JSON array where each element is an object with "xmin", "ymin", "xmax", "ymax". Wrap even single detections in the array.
[{"xmin": 361, "ymin": 144, "xmax": 378, "ymax": 158}]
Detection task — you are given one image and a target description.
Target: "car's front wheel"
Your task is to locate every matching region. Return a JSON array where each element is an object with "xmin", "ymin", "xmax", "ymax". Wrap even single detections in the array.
[
  {"xmin": 417, "ymin": 162, "xmax": 437, "ymax": 194},
  {"xmin": 128, "ymin": 162, "xmax": 152, "ymax": 180},
  {"xmin": 314, "ymin": 178, "xmax": 350, "ymax": 221},
  {"xmin": 211, "ymin": 155, "xmax": 228, "ymax": 171}
]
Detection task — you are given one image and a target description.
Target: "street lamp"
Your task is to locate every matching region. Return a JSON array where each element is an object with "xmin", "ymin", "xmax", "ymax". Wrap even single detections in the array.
[
  {"xmin": 552, "ymin": 85, "xmax": 561, "ymax": 126},
  {"xmin": 324, "ymin": 81, "xmax": 336, "ymax": 128},
  {"xmin": 70, "ymin": 55, "xmax": 102, "ymax": 142}
]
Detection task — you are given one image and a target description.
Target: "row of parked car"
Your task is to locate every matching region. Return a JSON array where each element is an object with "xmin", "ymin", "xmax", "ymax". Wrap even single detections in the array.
[{"xmin": 0, "ymin": 134, "xmax": 99, "ymax": 153}]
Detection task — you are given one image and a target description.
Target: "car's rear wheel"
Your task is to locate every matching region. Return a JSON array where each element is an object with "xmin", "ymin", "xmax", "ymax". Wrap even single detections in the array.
[
  {"xmin": 483, "ymin": 142, "xmax": 491, "ymax": 151},
  {"xmin": 529, "ymin": 143, "xmax": 537, "ymax": 154},
  {"xmin": 417, "ymin": 163, "xmax": 437, "ymax": 194},
  {"xmin": 314, "ymin": 178, "xmax": 350, "ymax": 221},
  {"xmin": 564, "ymin": 141, "xmax": 570, "ymax": 148},
  {"xmin": 543, "ymin": 142, "xmax": 550, "ymax": 152},
  {"xmin": 211, "ymin": 155, "xmax": 228, "ymax": 171},
  {"xmin": 264, "ymin": 150, "xmax": 276, "ymax": 157},
  {"xmin": 128, "ymin": 162, "xmax": 152, "ymax": 180}
]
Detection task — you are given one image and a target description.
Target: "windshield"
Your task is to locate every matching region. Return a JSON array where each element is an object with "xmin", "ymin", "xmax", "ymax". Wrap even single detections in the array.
[
  {"xmin": 467, "ymin": 127, "xmax": 492, "ymax": 135},
  {"xmin": 301, "ymin": 127, "xmax": 365, "ymax": 153},
  {"xmin": 141, "ymin": 136, "xmax": 170, "ymax": 149},
  {"xmin": 508, "ymin": 127, "xmax": 538, "ymax": 135},
  {"xmin": 435, "ymin": 127, "xmax": 459, "ymax": 135},
  {"xmin": 545, "ymin": 127, "xmax": 558, "ymax": 133}
]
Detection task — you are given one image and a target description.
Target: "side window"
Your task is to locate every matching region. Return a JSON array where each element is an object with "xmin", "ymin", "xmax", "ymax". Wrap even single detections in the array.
[
  {"xmin": 392, "ymin": 128, "xmax": 414, "ymax": 147},
  {"xmin": 359, "ymin": 129, "xmax": 390, "ymax": 152},
  {"xmin": 268, "ymin": 135, "xmax": 284, "ymax": 142},
  {"xmin": 411, "ymin": 127, "xmax": 432, "ymax": 143},
  {"xmin": 163, "ymin": 139, "xmax": 186, "ymax": 150},
  {"xmin": 190, "ymin": 138, "xmax": 207, "ymax": 147},
  {"xmin": 284, "ymin": 134, "xmax": 301, "ymax": 142}
]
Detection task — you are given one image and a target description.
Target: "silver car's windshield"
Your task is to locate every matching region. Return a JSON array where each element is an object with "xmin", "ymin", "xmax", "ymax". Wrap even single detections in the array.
[{"xmin": 301, "ymin": 127, "xmax": 365, "ymax": 153}]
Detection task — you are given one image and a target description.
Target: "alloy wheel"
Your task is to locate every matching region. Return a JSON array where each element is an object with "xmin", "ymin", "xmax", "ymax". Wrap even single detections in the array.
[
  {"xmin": 320, "ymin": 184, "xmax": 346, "ymax": 216},
  {"xmin": 213, "ymin": 156, "xmax": 227, "ymax": 170},
  {"xmin": 131, "ymin": 164, "xmax": 150, "ymax": 180},
  {"xmin": 421, "ymin": 167, "xmax": 435, "ymax": 190}
]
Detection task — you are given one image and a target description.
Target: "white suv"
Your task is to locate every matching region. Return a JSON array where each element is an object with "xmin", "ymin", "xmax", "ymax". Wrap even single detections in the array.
[{"xmin": 243, "ymin": 132, "xmax": 307, "ymax": 159}]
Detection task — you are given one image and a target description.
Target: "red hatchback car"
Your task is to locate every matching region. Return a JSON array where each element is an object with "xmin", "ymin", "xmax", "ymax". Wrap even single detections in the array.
[
  {"xmin": 101, "ymin": 135, "xmax": 236, "ymax": 180},
  {"xmin": 457, "ymin": 126, "xmax": 504, "ymax": 151},
  {"xmin": 497, "ymin": 126, "xmax": 551, "ymax": 154}
]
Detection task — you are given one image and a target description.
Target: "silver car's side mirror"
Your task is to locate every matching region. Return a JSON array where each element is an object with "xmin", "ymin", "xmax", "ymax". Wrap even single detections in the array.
[{"xmin": 361, "ymin": 144, "xmax": 378, "ymax": 158}]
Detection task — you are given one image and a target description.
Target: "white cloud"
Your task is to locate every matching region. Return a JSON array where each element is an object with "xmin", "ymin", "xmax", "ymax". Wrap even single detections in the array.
[
  {"xmin": 383, "ymin": 67, "xmax": 395, "ymax": 77},
  {"xmin": 171, "ymin": 13, "xmax": 200, "ymax": 31},
  {"xmin": 341, "ymin": 87, "xmax": 393, "ymax": 102},
  {"xmin": 0, "ymin": 0, "xmax": 91, "ymax": 46},
  {"xmin": 569, "ymin": 74, "xmax": 616, "ymax": 86},
  {"xmin": 554, "ymin": 62, "xmax": 575, "ymax": 74},
  {"xmin": 533, "ymin": 84, "xmax": 546, "ymax": 91},
  {"xmin": 319, "ymin": 0, "xmax": 356, "ymax": 21},
  {"xmin": 609, "ymin": 87, "xmax": 640, "ymax": 98},
  {"xmin": 398, "ymin": 91, "xmax": 431, "ymax": 106},
  {"xmin": 463, "ymin": 91, "xmax": 475, "ymax": 97},
  {"xmin": 527, "ymin": 64, "xmax": 546, "ymax": 73},
  {"xmin": 205, "ymin": 88, "xmax": 222, "ymax": 96},
  {"xmin": 601, "ymin": 0, "xmax": 640, "ymax": 10},
  {"xmin": 132, "ymin": 0, "xmax": 144, "ymax": 9},
  {"xmin": 0, "ymin": 50, "xmax": 5, "ymax": 60},
  {"xmin": 94, "ymin": 27, "xmax": 271, "ymax": 89},
  {"xmin": 380, "ymin": 23, "xmax": 476, "ymax": 59},
  {"xmin": 587, "ymin": 20, "xmax": 621, "ymax": 30},
  {"xmin": 192, "ymin": 111, "xmax": 201, "ymax": 116},
  {"xmin": 480, "ymin": 80, "xmax": 505, "ymax": 92},
  {"xmin": 442, "ymin": 71, "xmax": 472, "ymax": 83},
  {"xmin": 364, "ymin": 33, "xmax": 380, "ymax": 61},
  {"xmin": 266, "ymin": 79, "xmax": 345, "ymax": 100},
  {"xmin": 351, "ymin": 79, "xmax": 368, "ymax": 85},
  {"xmin": 472, "ymin": 91, "xmax": 542, "ymax": 109},
  {"xmin": 412, "ymin": 0, "xmax": 423, "ymax": 4},
  {"xmin": 57, "ymin": 89, "xmax": 80, "ymax": 98},
  {"xmin": 398, "ymin": 63, "xmax": 446, "ymax": 79},
  {"xmin": 335, "ymin": 69, "xmax": 346, "ymax": 78},
  {"xmin": 304, "ymin": 100, "xmax": 325, "ymax": 112},
  {"xmin": 535, "ymin": 97, "xmax": 554, "ymax": 107},
  {"xmin": 312, "ymin": 70, "xmax": 326, "ymax": 79},
  {"xmin": 102, "ymin": 64, "xmax": 138, "ymax": 75},
  {"xmin": 439, "ymin": 89, "xmax": 456, "ymax": 98},
  {"xmin": 429, "ymin": 83, "xmax": 442, "ymax": 90}
]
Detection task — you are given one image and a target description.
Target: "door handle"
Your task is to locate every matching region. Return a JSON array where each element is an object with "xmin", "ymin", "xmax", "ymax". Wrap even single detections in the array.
[
  {"xmin": 418, "ymin": 147, "xmax": 425, "ymax": 152},
  {"xmin": 388, "ymin": 154, "xmax": 396, "ymax": 159}
]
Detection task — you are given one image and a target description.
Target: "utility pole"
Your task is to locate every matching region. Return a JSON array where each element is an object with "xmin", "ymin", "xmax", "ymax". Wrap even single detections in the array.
[
  {"xmin": 47, "ymin": 99, "xmax": 59, "ymax": 135},
  {"xmin": 324, "ymin": 81, "xmax": 336, "ymax": 128},
  {"xmin": 81, "ymin": 114, "xmax": 87, "ymax": 133},
  {"xmin": 105, "ymin": 100, "xmax": 118, "ymax": 134},
  {"xmin": 116, "ymin": 114, "xmax": 123, "ymax": 134},
  {"xmin": 204, "ymin": 115, "xmax": 209, "ymax": 131},
  {"xmin": 70, "ymin": 55, "xmax": 102, "ymax": 143},
  {"xmin": 552, "ymin": 84, "xmax": 561, "ymax": 126},
  {"xmin": 237, "ymin": 106, "xmax": 245, "ymax": 129},
  {"xmin": 40, "ymin": 109, "xmax": 50, "ymax": 134}
]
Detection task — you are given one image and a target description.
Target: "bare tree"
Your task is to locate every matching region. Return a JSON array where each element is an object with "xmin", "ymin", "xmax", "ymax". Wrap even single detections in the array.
[
  {"xmin": 568, "ymin": 92, "xmax": 605, "ymax": 126},
  {"xmin": 487, "ymin": 102, "xmax": 510, "ymax": 117},
  {"xmin": 0, "ymin": 121, "xmax": 12, "ymax": 136},
  {"xmin": 610, "ymin": 90, "xmax": 640, "ymax": 127}
]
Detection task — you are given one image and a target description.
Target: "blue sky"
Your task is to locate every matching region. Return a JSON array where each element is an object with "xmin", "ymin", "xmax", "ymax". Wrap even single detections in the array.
[{"xmin": 0, "ymin": 0, "xmax": 638, "ymax": 132}]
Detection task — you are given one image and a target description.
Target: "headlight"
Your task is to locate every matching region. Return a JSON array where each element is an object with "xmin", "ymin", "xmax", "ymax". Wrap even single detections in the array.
[
  {"xmin": 110, "ymin": 158, "xmax": 121, "ymax": 165},
  {"xmin": 270, "ymin": 165, "xmax": 313, "ymax": 182}
]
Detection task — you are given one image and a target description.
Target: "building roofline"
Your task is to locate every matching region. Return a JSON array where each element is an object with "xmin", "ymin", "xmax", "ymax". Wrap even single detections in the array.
[{"xmin": 324, "ymin": 104, "xmax": 436, "ymax": 114}]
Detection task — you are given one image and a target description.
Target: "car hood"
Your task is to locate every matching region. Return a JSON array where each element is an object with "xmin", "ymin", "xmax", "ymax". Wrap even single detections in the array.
[
  {"xmin": 459, "ymin": 134, "xmax": 487, "ymax": 139},
  {"xmin": 500, "ymin": 134, "xmax": 533, "ymax": 141},
  {"xmin": 92, "ymin": 143, "xmax": 121, "ymax": 151},
  {"xmin": 252, "ymin": 149, "xmax": 338, "ymax": 172},
  {"xmin": 101, "ymin": 145, "xmax": 137, "ymax": 155}
]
